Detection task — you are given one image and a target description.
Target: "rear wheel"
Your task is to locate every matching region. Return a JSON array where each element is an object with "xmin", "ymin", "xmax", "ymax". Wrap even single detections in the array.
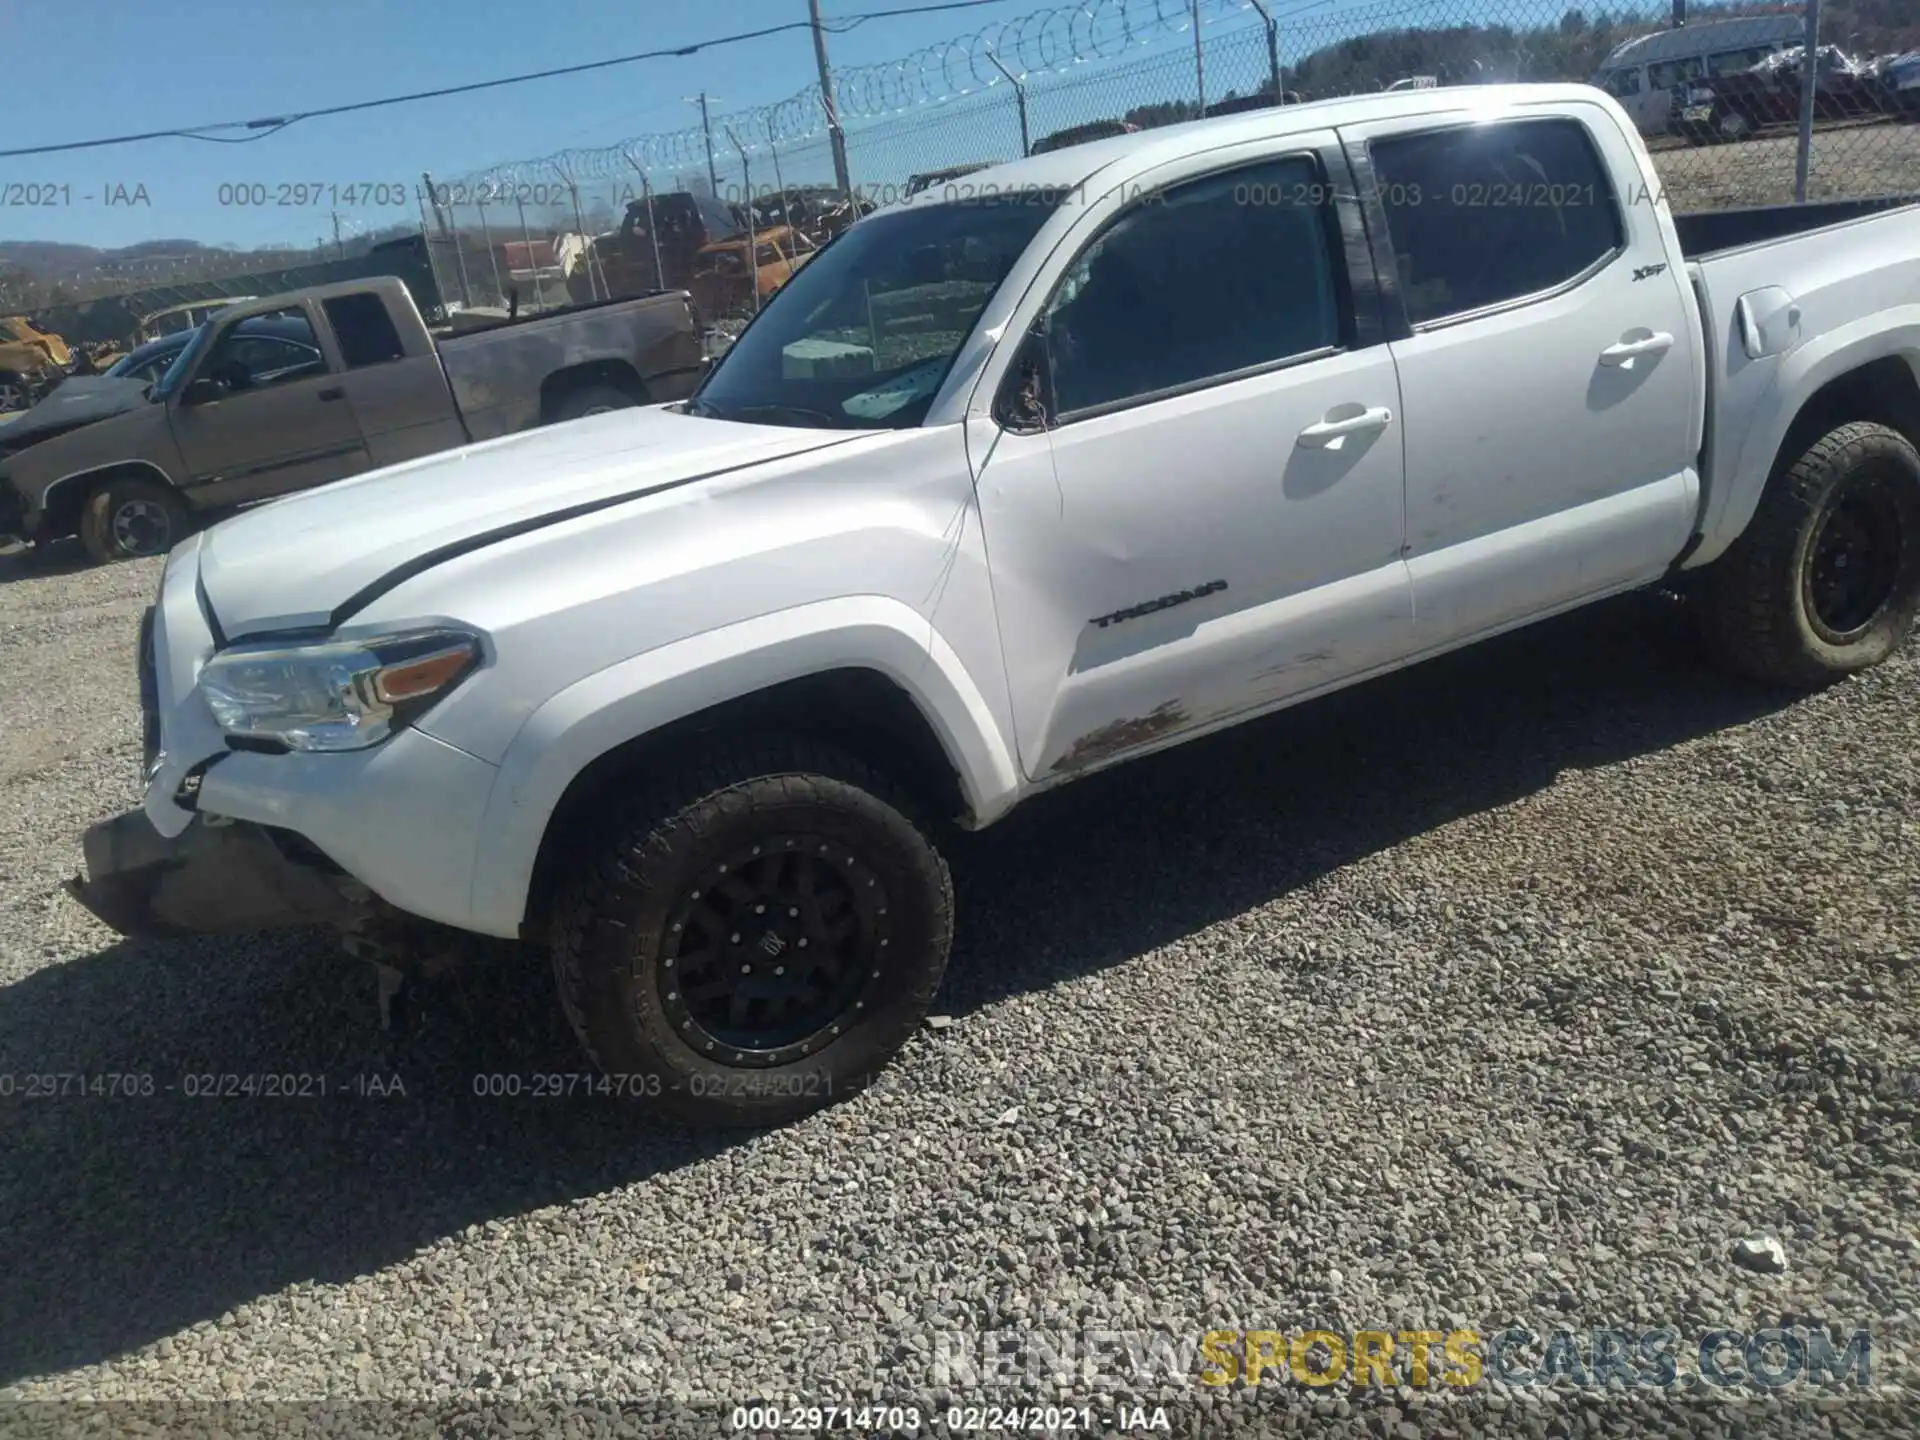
[
  {"xmin": 549, "ymin": 383, "xmax": 641, "ymax": 423},
  {"xmin": 1695, "ymin": 420, "xmax": 1920, "ymax": 687},
  {"xmin": 547, "ymin": 737, "xmax": 955, "ymax": 1127},
  {"xmin": 78, "ymin": 476, "xmax": 189, "ymax": 564},
  {"xmin": 0, "ymin": 373, "xmax": 29, "ymax": 413}
]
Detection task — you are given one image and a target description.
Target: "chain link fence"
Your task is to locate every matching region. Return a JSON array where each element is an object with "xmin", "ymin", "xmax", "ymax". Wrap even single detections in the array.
[
  {"xmin": 415, "ymin": 0, "xmax": 1917, "ymax": 331},
  {"xmin": 16, "ymin": 0, "xmax": 1919, "ymax": 340}
]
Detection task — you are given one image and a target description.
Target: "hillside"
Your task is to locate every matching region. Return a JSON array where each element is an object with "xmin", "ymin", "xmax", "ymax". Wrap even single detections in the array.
[{"xmin": 0, "ymin": 226, "xmax": 422, "ymax": 309}]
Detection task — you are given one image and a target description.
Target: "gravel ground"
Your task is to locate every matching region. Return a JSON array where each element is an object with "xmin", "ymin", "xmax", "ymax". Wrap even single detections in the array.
[
  {"xmin": 1, "ymin": 538, "xmax": 1917, "ymax": 1438},
  {"xmin": 1649, "ymin": 118, "xmax": 1920, "ymax": 208}
]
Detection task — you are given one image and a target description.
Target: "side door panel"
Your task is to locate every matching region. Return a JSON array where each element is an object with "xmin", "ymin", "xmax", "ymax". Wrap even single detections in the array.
[
  {"xmin": 319, "ymin": 291, "xmax": 469, "ymax": 469},
  {"xmin": 1342, "ymin": 103, "xmax": 1700, "ymax": 646},
  {"xmin": 167, "ymin": 301, "xmax": 369, "ymax": 507},
  {"xmin": 969, "ymin": 135, "xmax": 1413, "ymax": 783}
]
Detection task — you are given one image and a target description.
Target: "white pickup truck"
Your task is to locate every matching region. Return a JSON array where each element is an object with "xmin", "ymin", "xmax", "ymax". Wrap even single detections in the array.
[{"xmin": 69, "ymin": 84, "xmax": 1920, "ymax": 1125}]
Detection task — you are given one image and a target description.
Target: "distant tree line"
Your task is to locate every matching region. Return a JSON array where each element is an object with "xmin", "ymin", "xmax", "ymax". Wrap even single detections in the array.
[{"xmin": 1115, "ymin": 0, "xmax": 1914, "ymax": 130}]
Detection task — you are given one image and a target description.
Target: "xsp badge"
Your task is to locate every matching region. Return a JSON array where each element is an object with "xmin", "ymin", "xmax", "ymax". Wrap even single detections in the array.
[
  {"xmin": 1090, "ymin": 579, "xmax": 1228, "ymax": 630},
  {"xmin": 1633, "ymin": 263, "xmax": 1670, "ymax": 282}
]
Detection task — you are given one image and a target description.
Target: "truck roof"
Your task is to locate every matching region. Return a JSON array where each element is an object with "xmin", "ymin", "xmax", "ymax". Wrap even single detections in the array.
[{"xmin": 888, "ymin": 82, "xmax": 1621, "ymax": 210}]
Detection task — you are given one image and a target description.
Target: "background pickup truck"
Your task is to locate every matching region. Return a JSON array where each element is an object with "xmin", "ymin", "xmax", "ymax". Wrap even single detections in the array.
[
  {"xmin": 0, "ymin": 275, "xmax": 705, "ymax": 563},
  {"xmin": 68, "ymin": 84, "xmax": 1920, "ymax": 1128}
]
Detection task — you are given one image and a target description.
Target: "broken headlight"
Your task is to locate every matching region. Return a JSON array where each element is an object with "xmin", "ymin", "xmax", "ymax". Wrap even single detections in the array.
[{"xmin": 197, "ymin": 627, "xmax": 482, "ymax": 753}]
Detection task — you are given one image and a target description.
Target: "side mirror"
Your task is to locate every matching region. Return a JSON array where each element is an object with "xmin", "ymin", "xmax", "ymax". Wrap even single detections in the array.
[{"xmin": 995, "ymin": 323, "xmax": 1054, "ymax": 434}]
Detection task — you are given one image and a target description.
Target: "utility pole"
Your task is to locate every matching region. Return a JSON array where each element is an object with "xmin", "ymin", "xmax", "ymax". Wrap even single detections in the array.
[
  {"xmin": 420, "ymin": 170, "xmax": 471, "ymax": 307},
  {"xmin": 985, "ymin": 50, "xmax": 1030, "ymax": 157},
  {"xmin": 690, "ymin": 92, "xmax": 721, "ymax": 199},
  {"xmin": 808, "ymin": 0, "xmax": 854, "ymax": 197},
  {"xmin": 1191, "ymin": 0, "xmax": 1206, "ymax": 114},
  {"xmin": 1246, "ymin": 0, "xmax": 1282, "ymax": 101},
  {"xmin": 331, "ymin": 210, "xmax": 344, "ymax": 260},
  {"xmin": 726, "ymin": 127, "xmax": 761, "ymax": 316},
  {"xmin": 1794, "ymin": 0, "xmax": 1822, "ymax": 202}
]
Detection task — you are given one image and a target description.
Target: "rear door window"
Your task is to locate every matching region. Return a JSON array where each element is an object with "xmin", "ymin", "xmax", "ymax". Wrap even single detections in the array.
[
  {"xmin": 1368, "ymin": 118, "xmax": 1625, "ymax": 326},
  {"xmin": 322, "ymin": 293, "xmax": 407, "ymax": 368}
]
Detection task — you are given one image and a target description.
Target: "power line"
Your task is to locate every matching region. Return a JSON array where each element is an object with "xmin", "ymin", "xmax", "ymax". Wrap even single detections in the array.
[
  {"xmin": 460, "ymin": 0, "xmax": 1255, "ymax": 186},
  {"xmin": 0, "ymin": 0, "xmax": 1013, "ymax": 160}
]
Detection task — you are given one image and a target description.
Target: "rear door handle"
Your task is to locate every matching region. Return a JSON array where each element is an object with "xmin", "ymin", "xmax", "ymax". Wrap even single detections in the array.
[
  {"xmin": 1296, "ymin": 405, "xmax": 1393, "ymax": 449},
  {"xmin": 1598, "ymin": 332, "xmax": 1675, "ymax": 368},
  {"xmin": 317, "ymin": 386, "xmax": 345, "ymax": 402}
]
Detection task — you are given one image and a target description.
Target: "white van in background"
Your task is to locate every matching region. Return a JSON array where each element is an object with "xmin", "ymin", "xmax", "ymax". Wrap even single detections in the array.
[{"xmin": 1593, "ymin": 15, "xmax": 1804, "ymax": 136}]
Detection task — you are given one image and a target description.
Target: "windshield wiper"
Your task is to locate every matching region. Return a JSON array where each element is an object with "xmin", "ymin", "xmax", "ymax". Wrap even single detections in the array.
[{"xmin": 696, "ymin": 402, "xmax": 849, "ymax": 428}]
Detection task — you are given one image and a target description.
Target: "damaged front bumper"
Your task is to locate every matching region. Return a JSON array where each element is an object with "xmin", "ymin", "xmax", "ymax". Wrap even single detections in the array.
[{"xmin": 67, "ymin": 809, "xmax": 373, "ymax": 942}]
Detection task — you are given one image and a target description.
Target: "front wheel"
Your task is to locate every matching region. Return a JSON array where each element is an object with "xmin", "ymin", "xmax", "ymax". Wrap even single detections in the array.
[
  {"xmin": 547, "ymin": 737, "xmax": 955, "ymax": 1127},
  {"xmin": 1695, "ymin": 420, "xmax": 1920, "ymax": 688},
  {"xmin": 78, "ymin": 476, "xmax": 189, "ymax": 564}
]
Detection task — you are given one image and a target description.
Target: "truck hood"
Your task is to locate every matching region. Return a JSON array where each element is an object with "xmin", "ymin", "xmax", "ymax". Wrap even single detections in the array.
[
  {"xmin": 1, "ymin": 376, "xmax": 150, "ymax": 450},
  {"xmin": 196, "ymin": 405, "xmax": 864, "ymax": 639}
]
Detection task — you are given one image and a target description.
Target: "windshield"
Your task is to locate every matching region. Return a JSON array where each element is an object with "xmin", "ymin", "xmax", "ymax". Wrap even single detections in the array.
[
  {"xmin": 106, "ymin": 341, "xmax": 175, "ymax": 378},
  {"xmin": 150, "ymin": 321, "xmax": 214, "ymax": 401},
  {"xmin": 688, "ymin": 194, "xmax": 1058, "ymax": 430}
]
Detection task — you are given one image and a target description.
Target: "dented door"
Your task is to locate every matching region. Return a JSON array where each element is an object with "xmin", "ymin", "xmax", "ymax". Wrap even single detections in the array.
[{"xmin": 971, "ymin": 139, "xmax": 1413, "ymax": 783}]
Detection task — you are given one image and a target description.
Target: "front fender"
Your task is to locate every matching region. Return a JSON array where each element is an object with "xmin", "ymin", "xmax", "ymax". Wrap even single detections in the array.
[
  {"xmin": 36, "ymin": 459, "xmax": 178, "ymax": 528},
  {"xmin": 1698, "ymin": 309, "xmax": 1920, "ymax": 565},
  {"xmin": 463, "ymin": 595, "xmax": 1021, "ymax": 937}
]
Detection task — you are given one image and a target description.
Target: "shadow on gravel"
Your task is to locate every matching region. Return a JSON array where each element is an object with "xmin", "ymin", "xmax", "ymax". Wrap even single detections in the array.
[
  {"xmin": 0, "ymin": 537, "xmax": 95, "ymax": 584},
  {"xmin": 931, "ymin": 589, "xmax": 1805, "ymax": 1011},
  {"xmin": 0, "ymin": 591, "xmax": 1803, "ymax": 1384}
]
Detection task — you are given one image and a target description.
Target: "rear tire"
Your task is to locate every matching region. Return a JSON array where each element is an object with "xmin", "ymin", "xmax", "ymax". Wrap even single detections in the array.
[
  {"xmin": 547, "ymin": 736, "xmax": 955, "ymax": 1127},
  {"xmin": 549, "ymin": 383, "xmax": 641, "ymax": 423},
  {"xmin": 1695, "ymin": 421, "xmax": 1920, "ymax": 688},
  {"xmin": 78, "ymin": 476, "xmax": 189, "ymax": 565}
]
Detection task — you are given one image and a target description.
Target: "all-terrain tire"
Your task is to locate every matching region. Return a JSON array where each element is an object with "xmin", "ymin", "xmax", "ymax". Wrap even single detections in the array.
[
  {"xmin": 1695, "ymin": 420, "xmax": 1920, "ymax": 688},
  {"xmin": 78, "ymin": 475, "xmax": 190, "ymax": 565},
  {"xmin": 549, "ymin": 383, "xmax": 641, "ymax": 424},
  {"xmin": 547, "ymin": 736, "xmax": 955, "ymax": 1127}
]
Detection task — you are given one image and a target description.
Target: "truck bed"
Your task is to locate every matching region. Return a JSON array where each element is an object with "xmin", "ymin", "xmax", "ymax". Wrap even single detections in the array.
[
  {"xmin": 431, "ymin": 289, "xmax": 681, "ymax": 345},
  {"xmin": 432, "ymin": 287, "xmax": 704, "ymax": 445},
  {"xmin": 1673, "ymin": 193, "xmax": 1920, "ymax": 260},
  {"xmin": 1682, "ymin": 189, "xmax": 1920, "ymax": 567}
]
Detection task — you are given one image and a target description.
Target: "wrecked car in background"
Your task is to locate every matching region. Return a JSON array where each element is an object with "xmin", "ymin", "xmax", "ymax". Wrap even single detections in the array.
[
  {"xmin": 0, "ymin": 275, "xmax": 704, "ymax": 564},
  {"xmin": 1868, "ymin": 49, "xmax": 1920, "ymax": 118},
  {"xmin": 1676, "ymin": 44, "xmax": 1890, "ymax": 142},
  {"xmin": 0, "ymin": 315, "xmax": 74, "ymax": 413},
  {"xmin": 134, "ymin": 297, "xmax": 257, "ymax": 345},
  {"xmin": 905, "ymin": 163, "xmax": 995, "ymax": 197},
  {"xmin": 568, "ymin": 189, "xmax": 868, "ymax": 318},
  {"xmin": 749, "ymin": 186, "xmax": 873, "ymax": 243},
  {"xmin": 689, "ymin": 224, "xmax": 818, "ymax": 317},
  {"xmin": 565, "ymin": 191, "xmax": 746, "ymax": 308},
  {"xmin": 1029, "ymin": 118, "xmax": 1140, "ymax": 154}
]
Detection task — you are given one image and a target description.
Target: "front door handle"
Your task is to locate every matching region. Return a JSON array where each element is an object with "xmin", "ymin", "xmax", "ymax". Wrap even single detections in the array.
[
  {"xmin": 317, "ymin": 386, "xmax": 346, "ymax": 402},
  {"xmin": 1297, "ymin": 405, "xmax": 1393, "ymax": 450},
  {"xmin": 1598, "ymin": 332, "xmax": 1675, "ymax": 368}
]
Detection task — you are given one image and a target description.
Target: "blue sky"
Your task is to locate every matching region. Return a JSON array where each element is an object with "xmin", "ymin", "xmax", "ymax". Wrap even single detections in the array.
[{"xmin": 2, "ymin": 0, "xmax": 1063, "ymax": 250}]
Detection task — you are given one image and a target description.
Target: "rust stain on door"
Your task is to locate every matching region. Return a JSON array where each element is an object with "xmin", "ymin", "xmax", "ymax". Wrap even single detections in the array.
[{"xmin": 1049, "ymin": 699, "xmax": 1189, "ymax": 776}]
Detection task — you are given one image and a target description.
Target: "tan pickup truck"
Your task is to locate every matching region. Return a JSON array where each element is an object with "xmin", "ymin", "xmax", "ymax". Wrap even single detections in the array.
[{"xmin": 0, "ymin": 275, "xmax": 705, "ymax": 563}]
